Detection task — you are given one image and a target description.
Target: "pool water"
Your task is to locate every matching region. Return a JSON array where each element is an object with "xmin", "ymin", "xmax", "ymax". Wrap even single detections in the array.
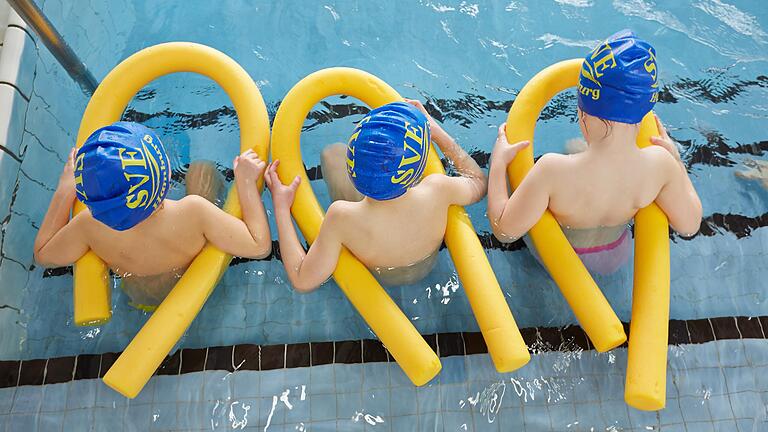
[{"xmin": 0, "ymin": 0, "xmax": 767, "ymax": 430}]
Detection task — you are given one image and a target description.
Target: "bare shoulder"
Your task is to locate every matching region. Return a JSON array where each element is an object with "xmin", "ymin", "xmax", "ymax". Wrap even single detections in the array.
[
  {"xmin": 641, "ymin": 145, "xmax": 676, "ymax": 163},
  {"xmin": 528, "ymin": 152, "xmax": 568, "ymax": 178},
  {"xmin": 536, "ymin": 152, "xmax": 569, "ymax": 168},
  {"xmin": 420, "ymin": 173, "xmax": 451, "ymax": 188},
  {"xmin": 416, "ymin": 173, "xmax": 455, "ymax": 198},
  {"xmin": 641, "ymin": 146, "xmax": 681, "ymax": 176},
  {"xmin": 322, "ymin": 200, "xmax": 358, "ymax": 237},
  {"xmin": 325, "ymin": 200, "xmax": 356, "ymax": 222},
  {"xmin": 70, "ymin": 207, "xmax": 94, "ymax": 229},
  {"xmin": 174, "ymin": 196, "xmax": 225, "ymax": 228},
  {"xmin": 175, "ymin": 195, "xmax": 222, "ymax": 215},
  {"xmin": 176, "ymin": 195, "xmax": 211, "ymax": 209}
]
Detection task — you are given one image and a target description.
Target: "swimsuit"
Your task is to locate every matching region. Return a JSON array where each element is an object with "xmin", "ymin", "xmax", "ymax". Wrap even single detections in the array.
[
  {"xmin": 524, "ymin": 225, "xmax": 631, "ymax": 276},
  {"xmin": 571, "ymin": 228, "xmax": 631, "ymax": 275}
]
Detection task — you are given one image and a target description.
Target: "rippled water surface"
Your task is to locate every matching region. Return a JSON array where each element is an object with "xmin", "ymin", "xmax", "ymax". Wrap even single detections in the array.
[{"xmin": 0, "ymin": 0, "xmax": 766, "ymax": 430}]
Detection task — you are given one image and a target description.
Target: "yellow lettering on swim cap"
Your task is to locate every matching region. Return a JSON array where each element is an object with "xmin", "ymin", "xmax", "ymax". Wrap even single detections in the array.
[
  {"xmin": 391, "ymin": 168, "xmax": 415, "ymax": 185},
  {"xmin": 125, "ymin": 190, "xmax": 149, "ymax": 209},
  {"xmin": 74, "ymin": 151, "xmax": 85, "ymax": 171},
  {"xmin": 123, "ymin": 171, "xmax": 151, "ymax": 209},
  {"xmin": 581, "ymin": 62, "xmax": 600, "ymax": 87},
  {"xmin": 402, "ymin": 122, "xmax": 425, "ymax": 148},
  {"xmin": 117, "ymin": 148, "xmax": 147, "ymax": 169},
  {"xmin": 398, "ymin": 139, "xmax": 422, "ymax": 168},
  {"xmin": 73, "ymin": 152, "xmax": 87, "ymax": 199},
  {"xmin": 577, "ymin": 83, "xmax": 600, "ymax": 101},
  {"xmin": 142, "ymin": 134, "xmax": 153, "ymax": 144},
  {"xmin": 346, "ymin": 142, "xmax": 356, "ymax": 177},
  {"xmin": 124, "ymin": 172, "xmax": 150, "ymax": 195},
  {"xmin": 581, "ymin": 42, "xmax": 617, "ymax": 87},
  {"xmin": 644, "ymin": 48, "xmax": 658, "ymax": 88},
  {"xmin": 590, "ymin": 43, "xmax": 617, "ymax": 79},
  {"xmin": 392, "ymin": 123, "xmax": 425, "ymax": 187},
  {"xmin": 74, "ymin": 174, "xmax": 86, "ymax": 199}
]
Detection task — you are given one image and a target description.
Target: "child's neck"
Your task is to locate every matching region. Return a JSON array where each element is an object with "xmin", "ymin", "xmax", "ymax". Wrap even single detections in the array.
[{"xmin": 586, "ymin": 123, "xmax": 639, "ymax": 153}]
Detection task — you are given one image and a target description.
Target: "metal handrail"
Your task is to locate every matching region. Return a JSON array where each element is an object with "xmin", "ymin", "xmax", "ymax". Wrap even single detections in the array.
[{"xmin": 7, "ymin": 0, "xmax": 98, "ymax": 95}]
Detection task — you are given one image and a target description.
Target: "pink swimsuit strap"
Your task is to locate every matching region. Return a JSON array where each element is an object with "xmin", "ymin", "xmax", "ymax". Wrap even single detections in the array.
[{"xmin": 572, "ymin": 229, "xmax": 630, "ymax": 255}]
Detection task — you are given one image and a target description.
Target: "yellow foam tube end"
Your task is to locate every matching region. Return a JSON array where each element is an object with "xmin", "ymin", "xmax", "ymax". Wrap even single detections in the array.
[
  {"xmin": 444, "ymin": 206, "xmax": 529, "ymax": 371},
  {"xmin": 73, "ymin": 250, "xmax": 111, "ymax": 326},
  {"xmin": 334, "ymin": 249, "xmax": 442, "ymax": 386},
  {"xmin": 625, "ymin": 114, "xmax": 671, "ymax": 411},
  {"xmin": 271, "ymin": 67, "xmax": 528, "ymax": 384},
  {"xmin": 73, "ymin": 42, "xmax": 269, "ymax": 398},
  {"xmin": 506, "ymin": 59, "xmax": 626, "ymax": 352}
]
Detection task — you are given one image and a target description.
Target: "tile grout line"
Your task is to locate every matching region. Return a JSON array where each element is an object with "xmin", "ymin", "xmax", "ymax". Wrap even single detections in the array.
[
  {"xmin": 67, "ymin": 357, "xmax": 74, "ymax": 382},
  {"xmin": 2, "ymin": 316, "xmax": 767, "ymax": 389}
]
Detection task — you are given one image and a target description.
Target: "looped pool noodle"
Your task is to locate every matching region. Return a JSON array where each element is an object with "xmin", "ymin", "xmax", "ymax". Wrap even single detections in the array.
[
  {"xmin": 271, "ymin": 67, "xmax": 529, "ymax": 385},
  {"xmin": 72, "ymin": 42, "xmax": 270, "ymax": 398},
  {"xmin": 505, "ymin": 59, "xmax": 670, "ymax": 410}
]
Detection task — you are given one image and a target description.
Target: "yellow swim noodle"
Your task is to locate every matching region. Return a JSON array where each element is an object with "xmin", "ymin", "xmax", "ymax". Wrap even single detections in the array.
[
  {"xmin": 270, "ymin": 68, "xmax": 529, "ymax": 385},
  {"xmin": 625, "ymin": 114, "xmax": 671, "ymax": 411},
  {"xmin": 505, "ymin": 59, "xmax": 671, "ymax": 410},
  {"xmin": 72, "ymin": 42, "xmax": 270, "ymax": 398},
  {"xmin": 505, "ymin": 59, "xmax": 627, "ymax": 353}
]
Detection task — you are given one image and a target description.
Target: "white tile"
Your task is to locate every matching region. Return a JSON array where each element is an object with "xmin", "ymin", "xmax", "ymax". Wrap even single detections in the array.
[
  {"xmin": 0, "ymin": 83, "xmax": 28, "ymax": 158},
  {"xmin": 7, "ymin": 9, "xmax": 27, "ymax": 30},
  {"xmin": 0, "ymin": 26, "xmax": 35, "ymax": 98},
  {"xmin": 0, "ymin": 2, "xmax": 9, "ymax": 42}
]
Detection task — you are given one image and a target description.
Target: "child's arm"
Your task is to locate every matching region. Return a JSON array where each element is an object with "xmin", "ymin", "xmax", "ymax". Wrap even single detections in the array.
[
  {"xmin": 265, "ymin": 160, "xmax": 343, "ymax": 293},
  {"xmin": 34, "ymin": 148, "xmax": 89, "ymax": 267},
  {"xmin": 405, "ymin": 99, "xmax": 487, "ymax": 205},
  {"xmin": 194, "ymin": 150, "xmax": 272, "ymax": 258},
  {"xmin": 650, "ymin": 114, "xmax": 703, "ymax": 236},
  {"xmin": 487, "ymin": 123, "xmax": 551, "ymax": 242}
]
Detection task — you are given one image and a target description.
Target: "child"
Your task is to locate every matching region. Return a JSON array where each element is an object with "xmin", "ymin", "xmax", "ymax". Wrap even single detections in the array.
[
  {"xmin": 487, "ymin": 30, "xmax": 702, "ymax": 275},
  {"xmin": 33, "ymin": 121, "xmax": 272, "ymax": 309},
  {"xmin": 265, "ymin": 100, "xmax": 486, "ymax": 291}
]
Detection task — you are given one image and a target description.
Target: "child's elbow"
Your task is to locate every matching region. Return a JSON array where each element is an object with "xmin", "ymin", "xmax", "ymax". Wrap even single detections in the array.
[
  {"xmin": 675, "ymin": 215, "xmax": 702, "ymax": 238},
  {"xmin": 292, "ymin": 281, "xmax": 318, "ymax": 294},
  {"xmin": 253, "ymin": 240, "xmax": 272, "ymax": 260},
  {"xmin": 491, "ymin": 225, "xmax": 521, "ymax": 244},
  {"xmin": 474, "ymin": 177, "xmax": 489, "ymax": 201},
  {"xmin": 33, "ymin": 250, "xmax": 58, "ymax": 268}
]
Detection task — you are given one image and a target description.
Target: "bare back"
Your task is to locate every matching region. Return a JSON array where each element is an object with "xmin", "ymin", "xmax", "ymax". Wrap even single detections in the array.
[
  {"xmin": 80, "ymin": 198, "xmax": 207, "ymax": 277},
  {"xmin": 332, "ymin": 177, "xmax": 450, "ymax": 270},
  {"xmin": 545, "ymin": 145, "xmax": 669, "ymax": 229}
]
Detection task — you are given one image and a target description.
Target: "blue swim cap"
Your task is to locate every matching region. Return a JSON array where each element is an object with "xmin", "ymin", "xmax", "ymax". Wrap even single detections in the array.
[
  {"xmin": 346, "ymin": 102, "xmax": 430, "ymax": 200},
  {"xmin": 577, "ymin": 29, "xmax": 659, "ymax": 124},
  {"xmin": 74, "ymin": 122, "xmax": 171, "ymax": 231}
]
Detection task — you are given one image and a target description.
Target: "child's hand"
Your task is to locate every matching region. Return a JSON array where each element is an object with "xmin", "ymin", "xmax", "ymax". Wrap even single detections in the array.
[
  {"xmin": 404, "ymin": 98, "xmax": 429, "ymax": 116},
  {"xmin": 492, "ymin": 123, "xmax": 529, "ymax": 165},
  {"xmin": 650, "ymin": 114, "xmax": 682, "ymax": 162},
  {"xmin": 57, "ymin": 148, "xmax": 77, "ymax": 199},
  {"xmin": 264, "ymin": 160, "xmax": 301, "ymax": 211},
  {"xmin": 233, "ymin": 149, "xmax": 267, "ymax": 185},
  {"xmin": 405, "ymin": 98, "xmax": 449, "ymax": 146}
]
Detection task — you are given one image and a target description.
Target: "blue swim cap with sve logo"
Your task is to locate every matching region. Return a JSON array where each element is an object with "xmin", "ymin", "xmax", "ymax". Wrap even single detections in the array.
[
  {"xmin": 74, "ymin": 121, "xmax": 171, "ymax": 231},
  {"xmin": 577, "ymin": 29, "xmax": 659, "ymax": 124},
  {"xmin": 346, "ymin": 102, "xmax": 431, "ymax": 201}
]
